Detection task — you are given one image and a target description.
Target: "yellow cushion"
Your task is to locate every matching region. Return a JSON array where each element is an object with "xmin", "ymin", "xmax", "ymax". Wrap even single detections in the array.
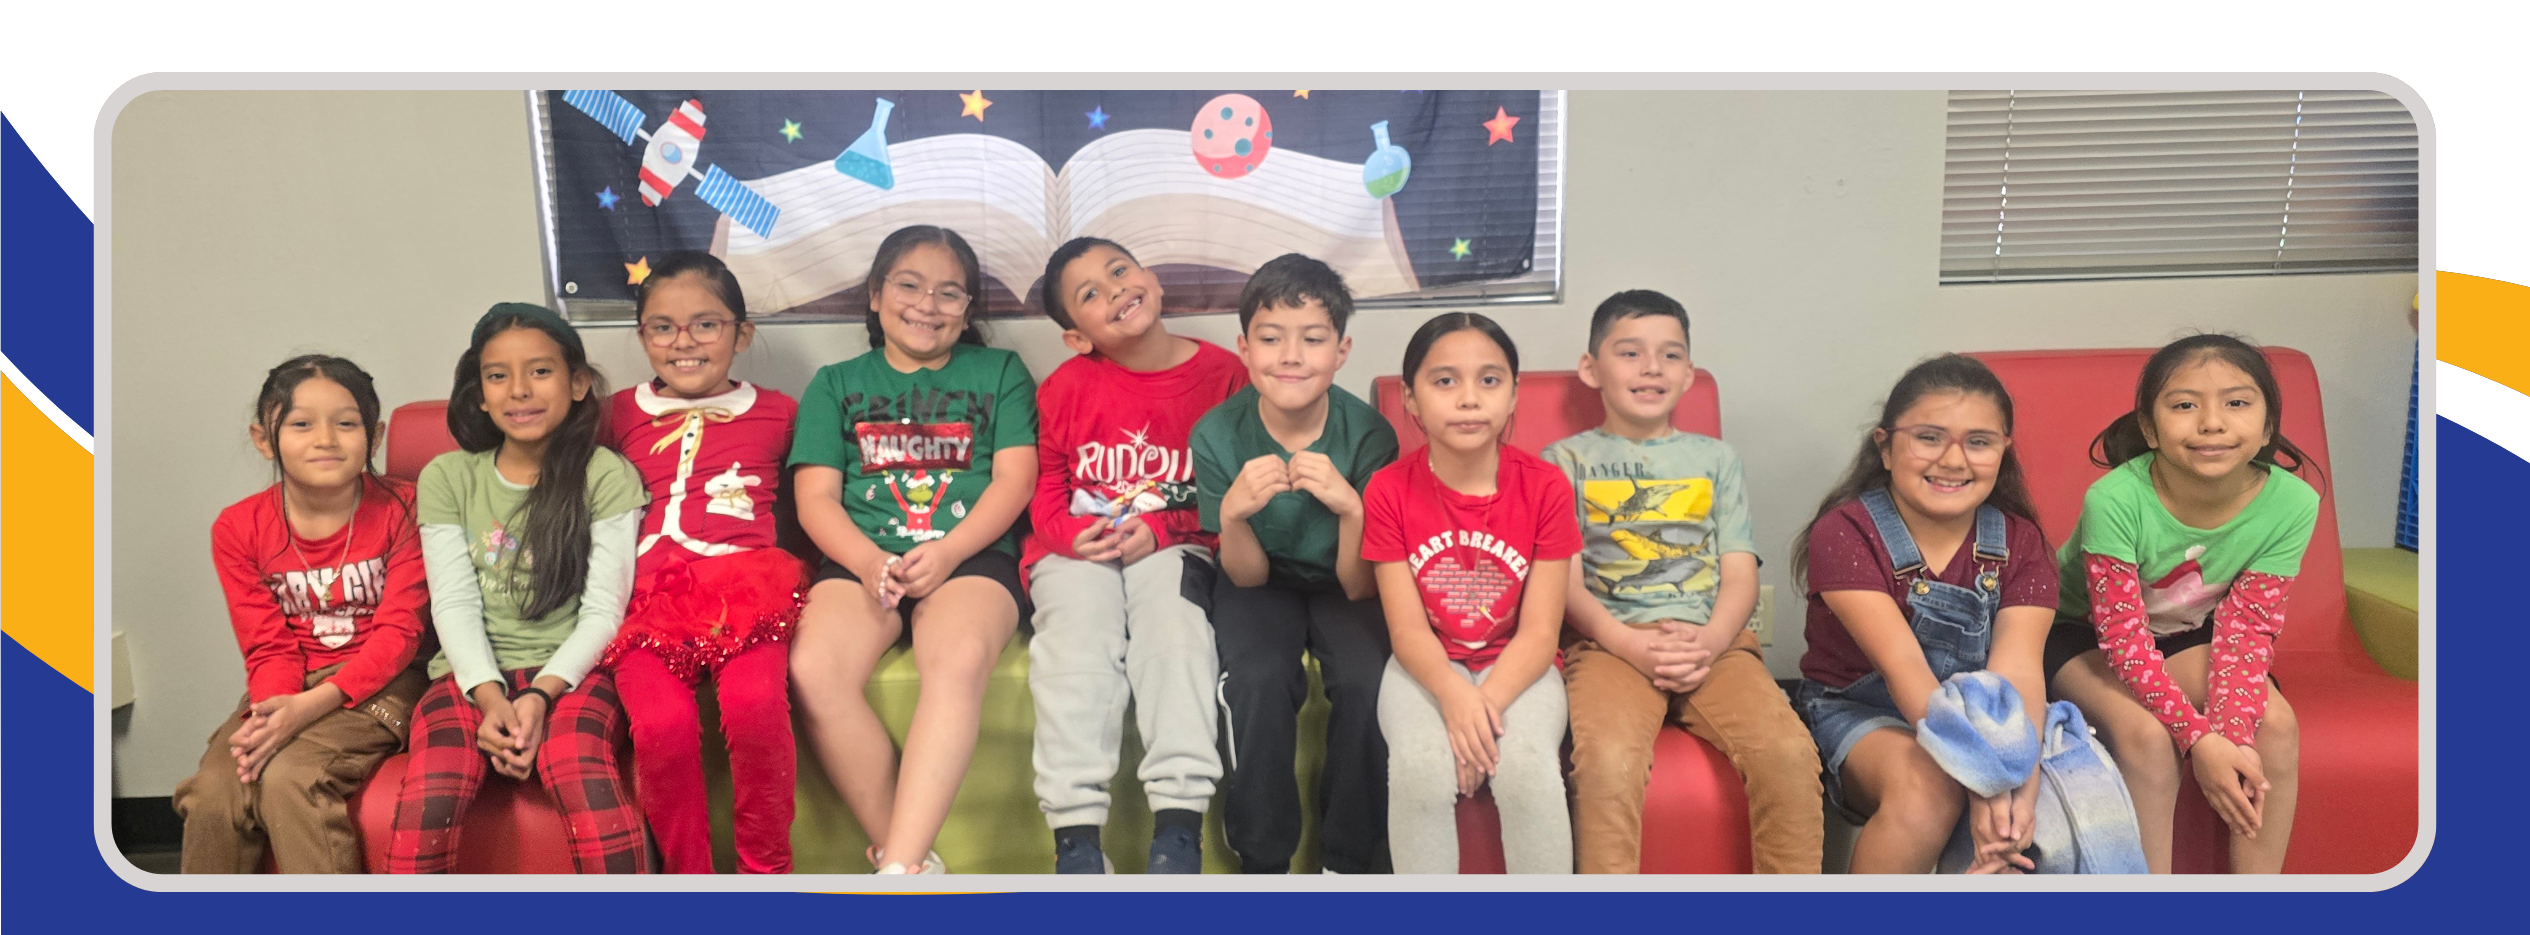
[{"xmin": 2341, "ymin": 548, "xmax": 2418, "ymax": 681}]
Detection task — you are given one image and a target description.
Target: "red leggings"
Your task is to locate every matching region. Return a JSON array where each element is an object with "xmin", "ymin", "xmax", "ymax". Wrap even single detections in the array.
[{"xmin": 614, "ymin": 641, "xmax": 795, "ymax": 873}]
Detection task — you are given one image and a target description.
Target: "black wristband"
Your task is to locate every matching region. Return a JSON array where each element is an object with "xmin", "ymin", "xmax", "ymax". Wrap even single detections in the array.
[{"xmin": 511, "ymin": 685, "xmax": 556, "ymax": 708}]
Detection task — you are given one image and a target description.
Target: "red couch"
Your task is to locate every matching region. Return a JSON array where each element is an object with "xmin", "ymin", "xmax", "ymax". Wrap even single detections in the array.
[
  {"xmin": 1970, "ymin": 348, "xmax": 2418, "ymax": 874},
  {"xmin": 301, "ymin": 399, "xmax": 640, "ymax": 873},
  {"xmin": 1374, "ymin": 369, "xmax": 1756, "ymax": 874}
]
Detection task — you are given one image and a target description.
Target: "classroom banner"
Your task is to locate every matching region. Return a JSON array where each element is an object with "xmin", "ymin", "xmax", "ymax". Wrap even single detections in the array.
[{"xmin": 534, "ymin": 89, "xmax": 1555, "ymax": 321}]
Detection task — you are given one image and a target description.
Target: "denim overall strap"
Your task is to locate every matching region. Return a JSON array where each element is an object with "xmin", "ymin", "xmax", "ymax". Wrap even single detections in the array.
[
  {"xmin": 1858, "ymin": 489, "xmax": 1926, "ymax": 578},
  {"xmin": 1973, "ymin": 503, "xmax": 2010, "ymax": 565}
]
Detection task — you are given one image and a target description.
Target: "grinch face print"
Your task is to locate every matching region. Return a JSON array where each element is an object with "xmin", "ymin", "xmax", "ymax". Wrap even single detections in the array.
[
  {"xmin": 2142, "ymin": 544, "xmax": 2230, "ymax": 635},
  {"xmin": 703, "ymin": 461, "xmax": 762, "ymax": 521}
]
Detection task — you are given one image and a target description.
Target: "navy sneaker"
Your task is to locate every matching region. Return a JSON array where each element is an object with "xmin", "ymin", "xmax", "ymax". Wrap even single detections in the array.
[
  {"xmin": 1147, "ymin": 810, "xmax": 1203, "ymax": 874},
  {"xmin": 1053, "ymin": 826, "xmax": 1109, "ymax": 874}
]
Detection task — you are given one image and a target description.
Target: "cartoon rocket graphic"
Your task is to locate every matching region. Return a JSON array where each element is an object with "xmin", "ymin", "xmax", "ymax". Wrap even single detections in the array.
[{"xmin": 560, "ymin": 90, "xmax": 782, "ymax": 239}]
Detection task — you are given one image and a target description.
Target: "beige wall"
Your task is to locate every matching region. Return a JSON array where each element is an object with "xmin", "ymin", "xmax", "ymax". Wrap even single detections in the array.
[{"xmin": 109, "ymin": 89, "xmax": 2418, "ymax": 796}]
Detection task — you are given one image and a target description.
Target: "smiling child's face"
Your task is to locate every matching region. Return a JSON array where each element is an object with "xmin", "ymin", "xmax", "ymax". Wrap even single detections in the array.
[
  {"xmin": 254, "ymin": 376, "xmax": 368, "ymax": 491},
  {"xmin": 2143, "ymin": 354, "xmax": 2272, "ymax": 483},
  {"xmin": 640, "ymin": 272, "xmax": 752, "ymax": 399},
  {"xmin": 1239, "ymin": 298, "xmax": 1349, "ymax": 415},
  {"xmin": 1878, "ymin": 389, "xmax": 2007, "ymax": 525},
  {"xmin": 1057, "ymin": 245, "xmax": 1165, "ymax": 352},
  {"xmin": 478, "ymin": 325, "xmax": 590, "ymax": 447},
  {"xmin": 873, "ymin": 241, "xmax": 973, "ymax": 362},
  {"xmin": 1408, "ymin": 328, "xmax": 1516, "ymax": 456},
  {"xmin": 1579, "ymin": 313, "xmax": 1693, "ymax": 434}
]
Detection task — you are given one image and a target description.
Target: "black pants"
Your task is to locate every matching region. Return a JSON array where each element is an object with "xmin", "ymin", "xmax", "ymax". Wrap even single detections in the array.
[{"xmin": 1212, "ymin": 576, "xmax": 1392, "ymax": 873}]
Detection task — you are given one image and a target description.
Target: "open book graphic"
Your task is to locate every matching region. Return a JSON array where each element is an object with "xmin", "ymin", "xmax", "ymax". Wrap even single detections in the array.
[{"xmin": 711, "ymin": 128, "xmax": 1420, "ymax": 315}]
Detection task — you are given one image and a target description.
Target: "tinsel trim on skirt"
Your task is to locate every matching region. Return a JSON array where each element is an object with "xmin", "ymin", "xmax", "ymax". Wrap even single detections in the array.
[{"xmin": 606, "ymin": 548, "xmax": 808, "ymax": 686}]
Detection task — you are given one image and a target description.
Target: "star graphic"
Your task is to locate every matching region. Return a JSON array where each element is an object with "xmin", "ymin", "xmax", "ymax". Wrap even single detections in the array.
[
  {"xmin": 960, "ymin": 90, "xmax": 993, "ymax": 122},
  {"xmin": 1484, "ymin": 107, "xmax": 1521, "ymax": 145},
  {"xmin": 1086, "ymin": 105, "xmax": 1109, "ymax": 130},
  {"xmin": 1449, "ymin": 238, "xmax": 1472, "ymax": 260},
  {"xmin": 596, "ymin": 186, "xmax": 619, "ymax": 211},
  {"xmin": 1293, "ymin": 90, "xmax": 1310, "ymax": 99},
  {"xmin": 625, "ymin": 256, "xmax": 652, "ymax": 286},
  {"xmin": 780, "ymin": 119, "xmax": 803, "ymax": 142}
]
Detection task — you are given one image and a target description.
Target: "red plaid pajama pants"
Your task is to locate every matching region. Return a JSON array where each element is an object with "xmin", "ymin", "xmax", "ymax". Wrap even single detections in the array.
[{"xmin": 387, "ymin": 669, "xmax": 650, "ymax": 873}]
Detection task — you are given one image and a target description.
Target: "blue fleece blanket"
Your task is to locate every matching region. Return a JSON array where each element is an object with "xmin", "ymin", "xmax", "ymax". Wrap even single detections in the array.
[{"xmin": 1920, "ymin": 671, "xmax": 2150, "ymax": 874}]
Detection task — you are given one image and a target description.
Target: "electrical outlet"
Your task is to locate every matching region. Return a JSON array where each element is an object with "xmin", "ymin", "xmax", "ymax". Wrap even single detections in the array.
[
  {"xmin": 1754, "ymin": 585, "xmax": 1776, "ymax": 646},
  {"xmin": 111, "ymin": 630, "xmax": 135, "ymax": 708}
]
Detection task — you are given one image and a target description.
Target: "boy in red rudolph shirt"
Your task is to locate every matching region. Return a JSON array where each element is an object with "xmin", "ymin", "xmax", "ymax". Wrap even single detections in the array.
[{"xmin": 1026, "ymin": 238, "xmax": 1247, "ymax": 874}]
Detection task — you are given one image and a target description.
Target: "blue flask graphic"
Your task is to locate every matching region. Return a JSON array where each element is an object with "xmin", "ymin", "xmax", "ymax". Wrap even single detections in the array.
[
  {"xmin": 836, "ymin": 97, "xmax": 897, "ymax": 190},
  {"xmin": 1362, "ymin": 120, "xmax": 1411, "ymax": 199}
]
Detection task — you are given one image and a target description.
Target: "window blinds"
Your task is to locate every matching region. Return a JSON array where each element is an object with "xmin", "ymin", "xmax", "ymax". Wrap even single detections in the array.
[{"xmin": 1942, "ymin": 90, "xmax": 2418, "ymax": 283}]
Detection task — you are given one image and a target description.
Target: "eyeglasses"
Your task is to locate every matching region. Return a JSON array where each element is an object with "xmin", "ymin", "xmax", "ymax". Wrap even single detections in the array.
[
  {"xmin": 642, "ymin": 317, "xmax": 737, "ymax": 347},
  {"xmin": 1887, "ymin": 425, "xmax": 2012, "ymax": 464},
  {"xmin": 888, "ymin": 278, "xmax": 972, "ymax": 312}
]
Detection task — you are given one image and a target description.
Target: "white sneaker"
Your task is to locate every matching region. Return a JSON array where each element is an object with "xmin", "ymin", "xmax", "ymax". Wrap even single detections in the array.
[{"xmin": 872, "ymin": 849, "xmax": 947, "ymax": 875}]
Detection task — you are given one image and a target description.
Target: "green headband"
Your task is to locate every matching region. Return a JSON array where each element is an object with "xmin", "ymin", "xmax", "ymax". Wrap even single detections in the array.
[{"xmin": 472, "ymin": 302, "xmax": 585, "ymax": 357}]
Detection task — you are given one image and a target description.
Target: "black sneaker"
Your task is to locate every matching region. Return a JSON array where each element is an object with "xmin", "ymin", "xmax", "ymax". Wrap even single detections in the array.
[
  {"xmin": 1147, "ymin": 810, "xmax": 1203, "ymax": 874},
  {"xmin": 1053, "ymin": 826, "xmax": 1109, "ymax": 874}
]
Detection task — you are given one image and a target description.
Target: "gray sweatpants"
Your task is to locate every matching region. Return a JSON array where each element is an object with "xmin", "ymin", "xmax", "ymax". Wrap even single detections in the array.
[
  {"xmin": 1028, "ymin": 545, "xmax": 1224, "ymax": 829},
  {"xmin": 1378, "ymin": 656, "xmax": 1573, "ymax": 874}
]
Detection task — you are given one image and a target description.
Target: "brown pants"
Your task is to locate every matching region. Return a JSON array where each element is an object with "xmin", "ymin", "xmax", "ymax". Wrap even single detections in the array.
[
  {"xmin": 1564, "ymin": 627, "xmax": 1825, "ymax": 873},
  {"xmin": 172, "ymin": 664, "xmax": 425, "ymax": 873}
]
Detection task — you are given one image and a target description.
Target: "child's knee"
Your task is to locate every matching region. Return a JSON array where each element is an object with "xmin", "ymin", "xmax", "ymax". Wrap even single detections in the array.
[
  {"xmin": 1388, "ymin": 754, "xmax": 1459, "ymax": 806},
  {"xmin": 1736, "ymin": 731, "xmax": 1825, "ymax": 788},
  {"xmin": 2256, "ymin": 695, "xmax": 2299, "ymax": 768},
  {"xmin": 2096, "ymin": 706, "xmax": 2178, "ymax": 770},
  {"xmin": 715, "ymin": 675, "xmax": 790, "ymax": 725},
  {"xmin": 629, "ymin": 705, "xmax": 703, "ymax": 759},
  {"xmin": 257, "ymin": 747, "xmax": 344, "ymax": 801},
  {"xmin": 174, "ymin": 769, "xmax": 250, "ymax": 827},
  {"xmin": 1880, "ymin": 752, "xmax": 1966, "ymax": 824},
  {"xmin": 1566, "ymin": 732, "xmax": 1655, "ymax": 792},
  {"xmin": 1493, "ymin": 742, "xmax": 1568, "ymax": 802}
]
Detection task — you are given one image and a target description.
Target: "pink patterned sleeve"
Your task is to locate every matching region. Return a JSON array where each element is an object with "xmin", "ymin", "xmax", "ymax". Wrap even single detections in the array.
[
  {"xmin": 2207, "ymin": 570, "xmax": 2291, "ymax": 747},
  {"xmin": 2084, "ymin": 552, "xmax": 2214, "ymax": 750}
]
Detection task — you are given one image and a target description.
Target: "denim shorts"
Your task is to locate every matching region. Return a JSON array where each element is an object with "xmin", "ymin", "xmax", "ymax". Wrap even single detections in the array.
[{"xmin": 1796, "ymin": 675, "xmax": 1911, "ymax": 820}]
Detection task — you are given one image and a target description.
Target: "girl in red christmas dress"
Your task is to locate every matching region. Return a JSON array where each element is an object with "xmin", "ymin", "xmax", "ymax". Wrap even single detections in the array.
[
  {"xmin": 2044, "ymin": 334, "xmax": 2321, "ymax": 873},
  {"xmin": 604, "ymin": 252, "xmax": 807, "ymax": 873}
]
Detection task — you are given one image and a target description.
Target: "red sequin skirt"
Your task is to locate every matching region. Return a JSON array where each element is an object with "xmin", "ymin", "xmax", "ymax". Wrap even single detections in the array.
[{"xmin": 606, "ymin": 548, "xmax": 808, "ymax": 686}]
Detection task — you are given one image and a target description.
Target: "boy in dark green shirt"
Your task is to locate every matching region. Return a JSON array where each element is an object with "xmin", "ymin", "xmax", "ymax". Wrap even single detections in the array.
[{"xmin": 1191, "ymin": 254, "xmax": 1398, "ymax": 873}]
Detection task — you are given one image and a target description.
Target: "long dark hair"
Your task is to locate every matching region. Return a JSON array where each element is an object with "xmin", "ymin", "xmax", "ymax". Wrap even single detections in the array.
[
  {"xmin": 2090, "ymin": 334, "xmax": 2318, "ymax": 483},
  {"xmin": 250, "ymin": 354, "xmax": 415, "ymax": 556},
  {"xmin": 637, "ymin": 251, "xmax": 749, "ymax": 323},
  {"xmin": 1038, "ymin": 236, "xmax": 1132, "ymax": 330},
  {"xmin": 447, "ymin": 307, "xmax": 609, "ymax": 621},
  {"xmin": 1791, "ymin": 354, "xmax": 2039, "ymax": 586},
  {"xmin": 865, "ymin": 225, "xmax": 989, "ymax": 349}
]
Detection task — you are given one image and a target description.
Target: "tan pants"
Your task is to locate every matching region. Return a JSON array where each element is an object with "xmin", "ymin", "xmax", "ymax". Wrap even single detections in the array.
[
  {"xmin": 172, "ymin": 664, "xmax": 424, "ymax": 873},
  {"xmin": 1564, "ymin": 628, "xmax": 1825, "ymax": 873}
]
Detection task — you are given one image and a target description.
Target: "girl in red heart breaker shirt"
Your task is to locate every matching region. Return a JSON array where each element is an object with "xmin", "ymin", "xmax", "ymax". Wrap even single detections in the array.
[{"xmin": 1360, "ymin": 312, "xmax": 1581, "ymax": 874}]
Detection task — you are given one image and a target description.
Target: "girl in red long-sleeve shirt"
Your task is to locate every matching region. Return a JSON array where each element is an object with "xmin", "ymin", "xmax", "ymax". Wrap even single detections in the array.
[
  {"xmin": 174, "ymin": 355, "xmax": 430, "ymax": 873},
  {"xmin": 2044, "ymin": 334, "xmax": 2320, "ymax": 873}
]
